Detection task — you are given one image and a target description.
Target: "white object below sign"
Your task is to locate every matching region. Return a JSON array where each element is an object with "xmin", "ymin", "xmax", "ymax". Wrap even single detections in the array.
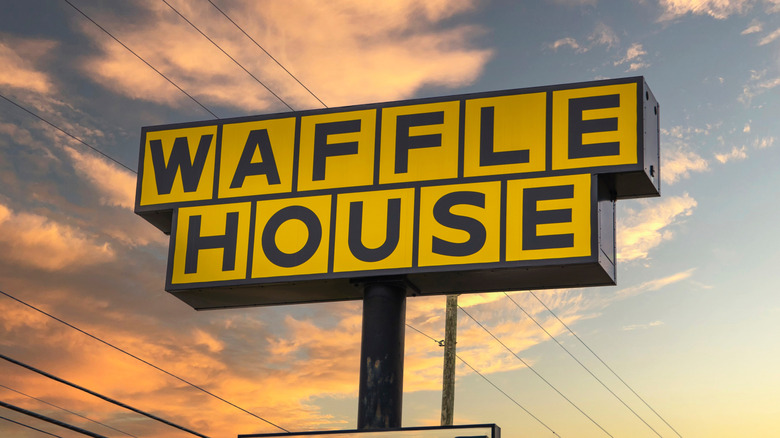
[{"xmin": 238, "ymin": 424, "xmax": 500, "ymax": 438}]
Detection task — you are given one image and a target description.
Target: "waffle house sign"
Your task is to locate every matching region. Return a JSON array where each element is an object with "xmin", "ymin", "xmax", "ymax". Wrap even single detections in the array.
[{"xmin": 135, "ymin": 77, "xmax": 660, "ymax": 309}]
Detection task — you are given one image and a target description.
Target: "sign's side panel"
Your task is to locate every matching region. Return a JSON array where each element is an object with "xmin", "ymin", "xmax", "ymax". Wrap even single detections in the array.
[
  {"xmin": 643, "ymin": 79, "xmax": 661, "ymax": 195},
  {"xmin": 609, "ymin": 78, "xmax": 661, "ymax": 198}
]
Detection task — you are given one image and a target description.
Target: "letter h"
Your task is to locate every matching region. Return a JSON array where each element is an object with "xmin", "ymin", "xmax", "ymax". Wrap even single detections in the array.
[{"xmin": 184, "ymin": 213, "xmax": 239, "ymax": 274}]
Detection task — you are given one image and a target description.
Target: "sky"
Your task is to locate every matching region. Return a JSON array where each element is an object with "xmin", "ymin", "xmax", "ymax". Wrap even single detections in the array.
[{"xmin": 1, "ymin": 0, "xmax": 779, "ymax": 437}]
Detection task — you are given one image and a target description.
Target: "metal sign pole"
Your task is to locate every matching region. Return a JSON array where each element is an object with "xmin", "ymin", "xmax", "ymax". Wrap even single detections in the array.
[{"xmin": 356, "ymin": 277, "xmax": 408, "ymax": 430}]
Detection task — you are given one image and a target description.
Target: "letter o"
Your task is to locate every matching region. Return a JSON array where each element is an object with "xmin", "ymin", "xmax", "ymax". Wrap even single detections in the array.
[{"xmin": 262, "ymin": 205, "xmax": 322, "ymax": 268}]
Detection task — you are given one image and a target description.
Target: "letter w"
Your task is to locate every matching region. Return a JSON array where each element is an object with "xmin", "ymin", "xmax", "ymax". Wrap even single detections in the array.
[{"xmin": 149, "ymin": 135, "xmax": 213, "ymax": 195}]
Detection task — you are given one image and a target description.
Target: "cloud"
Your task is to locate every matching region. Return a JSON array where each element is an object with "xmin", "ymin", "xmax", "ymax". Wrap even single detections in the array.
[
  {"xmin": 614, "ymin": 43, "xmax": 649, "ymax": 71},
  {"xmin": 662, "ymin": 147, "xmax": 710, "ymax": 184},
  {"xmin": 616, "ymin": 268, "xmax": 696, "ymax": 299},
  {"xmin": 63, "ymin": 146, "xmax": 136, "ymax": 209},
  {"xmin": 758, "ymin": 27, "xmax": 780, "ymax": 44},
  {"xmin": 0, "ymin": 37, "xmax": 56, "ymax": 94},
  {"xmin": 550, "ymin": 37, "xmax": 584, "ymax": 52},
  {"xmin": 589, "ymin": 23, "xmax": 620, "ymax": 49},
  {"xmin": 753, "ymin": 136, "xmax": 775, "ymax": 148},
  {"xmin": 617, "ymin": 195, "xmax": 697, "ymax": 262},
  {"xmin": 0, "ymin": 202, "xmax": 116, "ymax": 271},
  {"xmin": 549, "ymin": 24, "xmax": 618, "ymax": 54},
  {"xmin": 767, "ymin": 0, "xmax": 780, "ymax": 11},
  {"xmin": 739, "ymin": 69, "xmax": 780, "ymax": 104},
  {"xmin": 714, "ymin": 145, "xmax": 748, "ymax": 163},
  {"xmin": 658, "ymin": 0, "xmax": 752, "ymax": 20},
  {"xmin": 660, "ymin": 126, "xmax": 711, "ymax": 184},
  {"xmin": 76, "ymin": 0, "xmax": 492, "ymax": 111},
  {"xmin": 622, "ymin": 320, "xmax": 665, "ymax": 331},
  {"xmin": 742, "ymin": 20, "xmax": 763, "ymax": 34},
  {"xmin": 550, "ymin": 0, "xmax": 598, "ymax": 5}
]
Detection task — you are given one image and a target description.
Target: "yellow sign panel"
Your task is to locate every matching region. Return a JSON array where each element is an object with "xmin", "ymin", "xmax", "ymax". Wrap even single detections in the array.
[
  {"xmin": 170, "ymin": 202, "xmax": 251, "ymax": 284},
  {"xmin": 137, "ymin": 77, "xmax": 660, "ymax": 308},
  {"xmin": 463, "ymin": 93, "xmax": 547, "ymax": 177},
  {"xmin": 378, "ymin": 101, "xmax": 461, "ymax": 185},
  {"xmin": 139, "ymin": 125, "xmax": 217, "ymax": 206},
  {"xmin": 505, "ymin": 174, "xmax": 591, "ymax": 261},
  {"xmin": 417, "ymin": 181, "xmax": 502, "ymax": 267},
  {"xmin": 333, "ymin": 188, "xmax": 416, "ymax": 273},
  {"xmin": 251, "ymin": 195, "xmax": 332, "ymax": 278},
  {"xmin": 298, "ymin": 110, "xmax": 377, "ymax": 192},
  {"xmin": 551, "ymin": 83, "xmax": 638, "ymax": 170},
  {"xmin": 219, "ymin": 118, "xmax": 296, "ymax": 199}
]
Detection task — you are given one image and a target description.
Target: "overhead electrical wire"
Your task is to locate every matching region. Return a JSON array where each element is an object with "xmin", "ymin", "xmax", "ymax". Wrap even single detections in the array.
[
  {"xmin": 0, "ymin": 353, "xmax": 209, "ymax": 438},
  {"xmin": 160, "ymin": 0, "xmax": 295, "ymax": 112},
  {"xmin": 502, "ymin": 292, "xmax": 665, "ymax": 438},
  {"xmin": 405, "ymin": 323, "xmax": 561, "ymax": 437},
  {"xmin": 0, "ymin": 414, "xmax": 63, "ymax": 438},
  {"xmin": 0, "ymin": 383, "xmax": 137, "ymax": 438},
  {"xmin": 61, "ymin": 0, "xmax": 220, "ymax": 119},
  {"xmin": 528, "ymin": 291, "xmax": 685, "ymax": 438},
  {"xmin": 0, "ymin": 400, "xmax": 109, "ymax": 438},
  {"xmin": 205, "ymin": 0, "xmax": 328, "ymax": 108},
  {"xmin": 0, "ymin": 289, "xmax": 289, "ymax": 433},
  {"xmin": 0, "ymin": 92, "xmax": 137, "ymax": 174},
  {"xmin": 458, "ymin": 305, "xmax": 615, "ymax": 438}
]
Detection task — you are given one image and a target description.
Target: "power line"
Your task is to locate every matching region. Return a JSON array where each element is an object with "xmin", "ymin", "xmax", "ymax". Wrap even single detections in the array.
[
  {"xmin": 405, "ymin": 323, "xmax": 561, "ymax": 437},
  {"xmin": 0, "ymin": 92, "xmax": 137, "ymax": 174},
  {"xmin": 458, "ymin": 305, "xmax": 615, "ymax": 438},
  {"xmin": 0, "ymin": 414, "xmax": 63, "ymax": 438},
  {"xmin": 0, "ymin": 383, "xmax": 137, "ymax": 438},
  {"xmin": 0, "ymin": 400, "xmax": 108, "ymax": 438},
  {"xmin": 0, "ymin": 289, "xmax": 289, "ymax": 433},
  {"xmin": 61, "ymin": 0, "xmax": 220, "ymax": 119},
  {"xmin": 205, "ymin": 0, "xmax": 327, "ymax": 108},
  {"xmin": 0, "ymin": 352, "xmax": 209, "ymax": 438},
  {"xmin": 503, "ymin": 292, "xmax": 665, "ymax": 438},
  {"xmin": 160, "ymin": 0, "xmax": 295, "ymax": 112},
  {"xmin": 529, "ymin": 290, "xmax": 685, "ymax": 438}
]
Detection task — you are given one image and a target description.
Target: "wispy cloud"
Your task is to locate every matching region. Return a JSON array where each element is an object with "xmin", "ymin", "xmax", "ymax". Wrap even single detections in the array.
[
  {"xmin": 753, "ymin": 136, "xmax": 775, "ymax": 148},
  {"xmin": 63, "ymin": 146, "xmax": 136, "ymax": 209},
  {"xmin": 614, "ymin": 43, "xmax": 649, "ymax": 71},
  {"xmin": 0, "ymin": 202, "xmax": 116, "ymax": 271},
  {"xmin": 0, "ymin": 38, "xmax": 56, "ymax": 94},
  {"xmin": 758, "ymin": 27, "xmax": 780, "ymax": 44},
  {"xmin": 742, "ymin": 20, "xmax": 763, "ymax": 34},
  {"xmin": 714, "ymin": 145, "xmax": 748, "ymax": 163},
  {"xmin": 549, "ymin": 23, "xmax": 619, "ymax": 54},
  {"xmin": 550, "ymin": 37, "xmax": 584, "ymax": 52},
  {"xmin": 76, "ymin": 0, "xmax": 492, "ymax": 111},
  {"xmin": 617, "ymin": 195, "xmax": 697, "ymax": 262},
  {"xmin": 658, "ymin": 0, "xmax": 752, "ymax": 21},
  {"xmin": 663, "ymin": 147, "xmax": 710, "ymax": 184},
  {"xmin": 616, "ymin": 268, "xmax": 696, "ymax": 299},
  {"xmin": 622, "ymin": 320, "xmax": 665, "ymax": 331},
  {"xmin": 660, "ymin": 126, "xmax": 711, "ymax": 184},
  {"xmin": 739, "ymin": 69, "xmax": 780, "ymax": 104},
  {"xmin": 590, "ymin": 23, "xmax": 620, "ymax": 49}
]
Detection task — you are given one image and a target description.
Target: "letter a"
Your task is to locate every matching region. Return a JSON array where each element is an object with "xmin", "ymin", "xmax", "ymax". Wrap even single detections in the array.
[{"xmin": 230, "ymin": 129, "xmax": 281, "ymax": 188}]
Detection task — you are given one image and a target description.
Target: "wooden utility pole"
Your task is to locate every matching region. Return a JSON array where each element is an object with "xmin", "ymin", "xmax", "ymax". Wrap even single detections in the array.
[{"xmin": 440, "ymin": 294, "xmax": 458, "ymax": 426}]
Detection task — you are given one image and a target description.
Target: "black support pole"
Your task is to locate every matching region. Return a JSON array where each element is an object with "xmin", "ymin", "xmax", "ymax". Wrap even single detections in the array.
[{"xmin": 356, "ymin": 278, "xmax": 407, "ymax": 430}]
